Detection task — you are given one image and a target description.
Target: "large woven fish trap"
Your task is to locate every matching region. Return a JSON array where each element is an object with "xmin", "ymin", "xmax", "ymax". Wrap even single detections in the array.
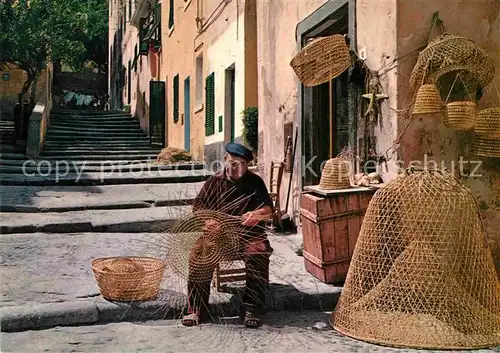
[
  {"xmin": 474, "ymin": 108, "xmax": 500, "ymax": 138},
  {"xmin": 290, "ymin": 34, "xmax": 351, "ymax": 87},
  {"xmin": 163, "ymin": 210, "xmax": 243, "ymax": 283},
  {"xmin": 410, "ymin": 33, "xmax": 495, "ymax": 93},
  {"xmin": 331, "ymin": 168, "xmax": 500, "ymax": 349}
]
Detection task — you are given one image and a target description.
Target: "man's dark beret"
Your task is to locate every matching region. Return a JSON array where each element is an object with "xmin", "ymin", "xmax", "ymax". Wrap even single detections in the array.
[{"xmin": 225, "ymin": 142, "xmax": 253, "ymax": 161}]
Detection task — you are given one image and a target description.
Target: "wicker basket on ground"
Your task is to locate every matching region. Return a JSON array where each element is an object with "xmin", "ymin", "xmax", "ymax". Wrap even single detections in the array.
[
  {"xmin": 92, "ymin": 256, "xmax": 166, "ymax": 301},
  {"xmin": 331, "ymin": 168, "xmax": 500, "ymax": 349},
  {"xmin": 442, "ymin": 101, "xmax": 477, "ymax": 130},
  {"xmin": 319, "ymin": 157, "xmax": 352, "ymax": 190},
  {"xmin": 474, "ymin": 108, "xmax": 500, "ymax": 138},
  {"xmin": 412, "ymin": 84, "xmax": 442, "ymax": 115},
  {"xmin": 290, "ymin": 34, "xmax": 351, "ymax": 87}
]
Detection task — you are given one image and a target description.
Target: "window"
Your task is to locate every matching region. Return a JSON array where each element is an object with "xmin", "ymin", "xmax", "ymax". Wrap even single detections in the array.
[
  {"xmin": 173, "ymin": 74, "xmax": 179, "ymax": 123},
  {"xmin": 205, "ymin": 72, "xmax": 215, "ymax": 136},
  {"xmin": 129, "ymin": 0, "xmax": 132, "ymax": 20},
  {"xmin": 195, "ymin": 54, "xmax": 203, "ymax": 107},
  {"xmin": 134, "ymin": 44, "xmax": 138, "ymax": 72},
  {"xmin": 127, "ymin": 60, "xmax": 131, "ymax": 105},
  {"xmin": 124, "ymin": 6, "xmax": 127, "ymax": 31},
  {"xmin": 168, "ymin": 0, "xmax": 174, "ymax": 29}
]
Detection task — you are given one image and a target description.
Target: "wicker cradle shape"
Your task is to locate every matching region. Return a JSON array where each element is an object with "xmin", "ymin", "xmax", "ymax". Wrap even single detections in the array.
[
  {"xmin": 319, "ymin": 157, "xmax": 351, "ymax": 190},
  {"xmin": 443, "ymin": 101, "xmax": 477, "ymax": 130},
  {"xmin": 412, "ymin": 84, "xmax": 442, "ymax": 115},
  {"xmin": 410, "ymin": 33, "xmax": 495, "ymax": 92},
  {"xmin": 92, "ymin": 256, "xmax": 166, "ymax": 302},
  {"xmin": 471, "ymin": 134, "xmax": 500, "ymax": 158},
  {"xmin": 290, "ymin": 34, "xmax": 351, "ymax": 87},
  {"xmin": 331, "ymin": 168, "xmax": 500, "ymax": 349},
  {"xmin": 475, "ymin": 108, "xmax": 500, "ymax": 138}
]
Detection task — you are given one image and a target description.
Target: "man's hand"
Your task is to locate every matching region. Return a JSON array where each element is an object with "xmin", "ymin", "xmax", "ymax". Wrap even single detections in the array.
[
  {"xmin": 242, "ymin": 206, "xmax": 273, "ymax": 227},
  {"xmin": 203, "ymin": 219, "xmax": 221, "ymax": 234}
]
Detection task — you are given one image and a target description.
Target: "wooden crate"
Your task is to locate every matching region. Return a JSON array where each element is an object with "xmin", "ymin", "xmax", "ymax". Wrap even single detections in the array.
[{"xmin": 300, "ymin": 189, "xmax": 375, "ymax": 284}]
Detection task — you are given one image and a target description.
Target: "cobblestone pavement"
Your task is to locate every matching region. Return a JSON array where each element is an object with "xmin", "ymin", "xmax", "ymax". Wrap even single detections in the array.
[
  {"xmin": 0, "ymin": 232, "xmax": 325, "ymax": 308},
  {"xmin": 0, "ymin": 183, "xmax": 203, "ymax": 209},
  {"xmin": 1, "ymin": 311, "xmax": 498, "ymax": 353}
]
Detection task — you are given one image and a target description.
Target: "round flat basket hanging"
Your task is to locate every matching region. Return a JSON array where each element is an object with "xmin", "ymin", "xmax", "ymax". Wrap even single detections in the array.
[
  {"xmin": 290, "ymin": 34, "xmax": 351, "ymax": 87},
  {"xmin": 471, "ymin": 134, "xmax": 500, "ymax": 158},
  {"xmin": 410, "ymin": 33, "xmax": 495, "ymax": 92},
  {"xmin": 412, "ymin": 84, "xmax": 442, "ymax": 115},
  {"xmin": 474, "ymin": 108, "xmax": 500, "ymax": 138},
  {"xmin": 92, "ymin": 256, "xmax": 166, "ymax": 302},
  {"xmin": 319, "ymin": 157, "xmax": 351, "ymax": 190},
  {"xmin": 331, "ymin": 168, "xmax": 500, "ymax": 349},
  {"xmin": 443, "ymin": 101, "xmax": 477, "ymax": 130}
]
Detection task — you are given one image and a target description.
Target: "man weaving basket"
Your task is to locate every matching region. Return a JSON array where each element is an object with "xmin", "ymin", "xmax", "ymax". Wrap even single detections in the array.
[{"xmin": 182, "ymin": 142, "xmax": 274, "ymax": 328}]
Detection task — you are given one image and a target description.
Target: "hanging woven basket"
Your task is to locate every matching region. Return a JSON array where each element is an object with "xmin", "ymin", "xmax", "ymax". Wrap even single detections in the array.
[
  {"xmin": 474, "ymin": 108, "xmax": 500, "ymax": 138},
  {"xmin": 410, "ymin": 33, "xmax": 495, "ymax": 92},
  {"xmin": 92, "ymin": 256, "xmax": 166, "ymax": 302},
  {"xmin": 319, "ymin": 157, "xmax": 352, "ymax": 190},
  {"xmin": 290, "ymin": 34, "xmax": 351, "ymax": 87},
  {"xmin": 413, "ymin": 84, "xmax": 442, "ymax": 115},
  {"xmin": 471, "ymin": 134, "xmax": 500, "ymax": 158},
  {"xmin": 443, "ymin": 101, "xmax": 477, "ymax": 131},
  {"xmin": 331, "ymin": 168, "xmax": 500, "ymax": 349}
]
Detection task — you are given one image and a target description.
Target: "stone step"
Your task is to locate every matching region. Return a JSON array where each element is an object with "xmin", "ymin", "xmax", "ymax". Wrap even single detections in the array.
[
  {"xmin": 0, "ymin": 162, "xmax": 203, "ymax": 174},
  {"xmin": 42, "ymin": 146, "xmax": 160, "ymax": 152},
  {"xmin": 40, "ymin": 154, "xmax": 160, "ymax": 161},
  {"xmin": 0, "ymin": 158, "xmax": 161, "ymax": 167},
  {"xmin": 42, "ymin": 143, "xmax": 154, "ymax": 149},
  {"xmin": 0, "ymin": 168, "xmax": 211, "ymax": 186},
  {"xmin": 48, "ymin": 124, "xmax": 141, "ymax": 131},
  {"xmin": 41, "ymin": 149, "xmax": 161, "ymax": 157},
  {"xmin": 44, "ymin": 136, "xmax": 150, "ymax": 142},
  {"xmin": 46, "ymin": 130, "xmax": 147, "ymax": 137},
  {"xmin": 0, "ymin": 153, "xmax": 25, "ymax": 160},
  {"xmin": 52, "ymin": 109, "xmax": 129, "ymax": 116},
  {"xmin": 50, "ymin": 116, "xmax": 136, "ymax": 123}
]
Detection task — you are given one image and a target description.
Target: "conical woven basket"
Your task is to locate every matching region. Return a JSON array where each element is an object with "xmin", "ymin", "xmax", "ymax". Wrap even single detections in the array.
[
  {"xmin": 331, "ymin": 169, "xmax": 500, "ymax": 349},
  {"xmin": 443, "ymin": 101, "xmax": 477, "ymax": 130},
  {"xmin": 471, "ymin": 134, "xmax": 500, "ymax": 158},
  {"xmin": 319, "ymin": 157, "xmax": 351, "ymax": 190},
  {"xmin": 474, "ymin": 108, "xmax": 500, "ymax": 138},
  {"xmin": 290, "ymin": 34, "xmax": 351, "ymax": 87},
  {"xmin": 412, "ymin": 84, "xmax": 442, "ymax": 114}
]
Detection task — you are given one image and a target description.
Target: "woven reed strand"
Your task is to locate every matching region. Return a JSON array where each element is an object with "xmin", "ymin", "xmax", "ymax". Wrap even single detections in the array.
[
  {"xmin": 471, "ymin": 134, "xmax": 500, "ymax": 157},
  {"xmin": 331, "ymin": 169, "xmax": 500, "ymax": 349}
]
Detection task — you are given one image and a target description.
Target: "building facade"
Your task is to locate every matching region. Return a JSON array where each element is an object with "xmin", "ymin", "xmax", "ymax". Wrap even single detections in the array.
[{"xmin": 257, "ymin": 0, "xmax": 500, "ymax": 274}]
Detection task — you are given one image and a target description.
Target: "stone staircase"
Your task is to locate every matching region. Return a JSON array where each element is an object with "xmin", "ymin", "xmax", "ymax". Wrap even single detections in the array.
[{"xmin": 0, "ymin": 109, "xmax": 210, "ymax": 186}]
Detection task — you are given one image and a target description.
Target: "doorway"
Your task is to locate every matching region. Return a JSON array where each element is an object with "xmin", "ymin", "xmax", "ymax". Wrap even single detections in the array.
[
  {"xmin": 301, "ymin": 3, "xmax": 354, "ymax": 187},
  {"xmin": 149, "ymin": 80, "xmax": 166, "ymax": 146},
  {"xmin": 184, "ymin": 77, "xmax": 191, "ymax": 152},
  {"xmin": 224, "ymin": 65, "xmax": 236, "ymax": 143}
]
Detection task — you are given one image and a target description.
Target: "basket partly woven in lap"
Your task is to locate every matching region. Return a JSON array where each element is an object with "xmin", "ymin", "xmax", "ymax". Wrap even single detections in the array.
[
  {"xmin": 331, "ymin": 168, "xmax": 500, "ymax": 349},
  {"xmin": 410, "ymin": 33, "xmax": 495, "ymax": 92},
  {"xmin": 290, "ymin": 34, "xmax": 351, "ymax": 87},
  {"xmin": 471, "ymin": 134, "xmax": 500, "ymax": 158},
  {"xmin": 319, "ymin": 157, "xmax": 351, "ymax": 190},
  {"xmin": 92, "ymin": 256, "xmax": 166, "ymax": 301},
  {"xmin": 442, "ymin": 101, "xmax": 476, "ymax": 130},
  {"xmin": 413, "ymin": 84, "xmax": 442, "ymax": 114},
  {"xmin": 474, "ymin": 108, "xmax": 500, "ymax": 138}
]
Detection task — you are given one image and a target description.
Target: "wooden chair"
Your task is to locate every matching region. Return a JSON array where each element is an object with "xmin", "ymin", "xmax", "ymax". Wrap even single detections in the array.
[
  {"xmin": 212, "ymin": 255, "xmax": 247, "ymax": 293},
  {"xmin": 269, "ymin": 161, "xmax": 285, "ymax": 230}
]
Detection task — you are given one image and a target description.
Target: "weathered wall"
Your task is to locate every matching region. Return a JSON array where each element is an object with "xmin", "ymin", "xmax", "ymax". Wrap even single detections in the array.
[
  {"xmin": 396, "ymin": 0, "xmax": 500, "ymax": 275},
  {"xmin": 257, "ymin": 0, "xmax": 329, "ymax": 222},
  {"xmin": 0, "ymin": 63, "xmax": 48, "ymax": 118}
]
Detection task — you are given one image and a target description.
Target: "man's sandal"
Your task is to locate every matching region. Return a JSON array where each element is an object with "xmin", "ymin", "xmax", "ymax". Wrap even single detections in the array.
[
  {"xmin": 243, "ymin": 311, "xmax": 262, "ymax": 328},
  {"xmin": 181, "ymin": 313, "xmax": 199, "ymax": 327}
]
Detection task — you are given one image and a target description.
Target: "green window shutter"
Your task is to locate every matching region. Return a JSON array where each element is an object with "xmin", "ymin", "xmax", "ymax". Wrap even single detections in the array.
[
  {"xmin": 218, "ymin": 116, "xmax": 223, "ymax": 132},
  {"xmin": 154, "ymin": 2, "xmax": 162, "ymax": 49},
  {"xmin": 168, "ymin": 0, "xmax": 174, "ymax": 28},
  {"xmin": 205, "ymin": 72, "xmax": 215, "ymax": 136},
  {"xmin": 129, "ymin": 0, "xmax": 132, "ymax": 20},
  {"xmin": 173, "ymin": 74, "xmax": 179, "ymax": 123},
  {"xmin": 124, "ymin": 6, "xmax": 127, "ymax": 31}
]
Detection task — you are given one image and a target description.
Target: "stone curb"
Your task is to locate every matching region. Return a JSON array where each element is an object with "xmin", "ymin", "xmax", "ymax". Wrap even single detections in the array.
[
  {"xmin": 0, "ymin": 173, "xmax": 211, "ymax": 187},
  {"xmin": 0, "ymin": 289, "xmax": 341, "ymax": 332},
  {"xmin": 0, "ymin": 217, "xmax": 180, "ymax": 234}
]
